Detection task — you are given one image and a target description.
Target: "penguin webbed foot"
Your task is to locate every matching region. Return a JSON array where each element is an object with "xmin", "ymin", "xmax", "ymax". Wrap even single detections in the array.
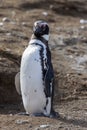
[
  {"xmin": 31, "ymin": 113, "xmax": 46, "ymax": 117},
  {"xmin": 17, "ymin": 112, "xmax": 29, "ymax": 116},
  {"xmin": 50, "ymin": 110, "xmax": 60, "ymax": 118}
]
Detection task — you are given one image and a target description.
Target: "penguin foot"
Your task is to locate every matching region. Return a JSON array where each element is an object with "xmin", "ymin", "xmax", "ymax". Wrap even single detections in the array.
[
  {"xmin": 50, "ymin": 111, "xmax": 60, "ymax": 119},
  {"xmin": 17, "ymin": 112, "xmax": 29, "ymax": 116},
  {"xmin": 31, "ymin": 113, "xmax": 46, "ymax": 117}
]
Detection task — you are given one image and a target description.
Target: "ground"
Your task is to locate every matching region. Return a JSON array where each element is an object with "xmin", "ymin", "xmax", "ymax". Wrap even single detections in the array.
[
  {"xmin": 0, "ymin": 0, "xmax": 87, "ymax": 130},
  {"xmin": 0, "ymin": 99, "xmax": 87, "ymax": 130}
]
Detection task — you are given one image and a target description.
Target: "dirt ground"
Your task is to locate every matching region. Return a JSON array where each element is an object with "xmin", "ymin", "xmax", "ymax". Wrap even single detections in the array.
[
  {"xmin": 0, "ymin": 99, "xmax": 87, "ymax": 130},
  {"xmin": 0, "ymin": 0, "xmax": 87, "ymax": 130}
]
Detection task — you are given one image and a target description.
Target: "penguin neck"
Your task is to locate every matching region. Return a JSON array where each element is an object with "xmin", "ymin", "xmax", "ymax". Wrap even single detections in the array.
[
  {"xmin": 42, "ymin": 34, "xmax": 49, "ymax": 41},
  {"xmin": 31, "ymin": 34, "xmax": 49, "ymax": 46}
]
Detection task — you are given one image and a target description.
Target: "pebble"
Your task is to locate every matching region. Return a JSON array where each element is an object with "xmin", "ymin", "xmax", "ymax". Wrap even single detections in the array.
[
  {"xmin": 80, "ymin": 25, "xmax": 85, "ymax": 29},
  {"xmin": 40, "ymin": 124, "xmax": 50, "ymax": 128},
  {"xmin": 80, "ymin": 19, "xmax": 87, "ymax": 24},
  {"xmin": 9, "ymin": 114, "xmax": 13, "ymax": 116},
  {"xmin": 66, "ymin": 74, "xmax": 70, "ymax": 77},
  {"xmin": 42, "ymin": 12, "xmax": 48, "ymax": 16},
  {"xmin": 22, "ymin": 22, "xmax": 27, "ymax": 26},
  {"xmin": 69, "ymin": 55, "xmax": 73, "ymax": 59},
  {"xmin": 6, "ymin": 33, "xmax": 11, "ymax": 36},
  {"xmin": 0, "ymin": 22, "xmax": 4, "ymax": 26},
  {"xmin": 50, "ymin": 5, "xmax": 54, "ymax": 9},
  {"xmin": 15, "ymin": 119, "xmax": 29, "ymax": 125},
  {"xmin": 2, "ymin": 17, "xmax": 11, "ymax": 22},
  {"xmin": 67, "ymin": 116, "xmax": 72, "ymax": 120}
]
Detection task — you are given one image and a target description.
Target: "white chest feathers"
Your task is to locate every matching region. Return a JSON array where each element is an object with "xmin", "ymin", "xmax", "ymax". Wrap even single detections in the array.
[{"xmin": 20, "ymin": 40, "xmax": 48, "ymax": 114}]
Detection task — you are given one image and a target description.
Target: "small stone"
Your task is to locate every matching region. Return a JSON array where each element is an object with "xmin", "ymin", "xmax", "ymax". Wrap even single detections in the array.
[
  {"xmin": 42, "ymin": 12, "xmax": 48, "ymax": 16},
  {"xmin": 15, "ymin": 119, "xmax": 29, "ymax": 125},
  {"xmin": 9, "ymin": 114, "xmax": 13, "ymax": 116},
  {"xmin": 15, "ymin": 120, "xmax": 22, "ymax": 125},
  {"xmin": 50, "ymin": 5, "xmax": 54, "ymax": 9},
  {"xmin": 2, "ymin": 17, "xmax": 11, "ymax": 22},
  {"xmin": 80, "ymin": 19, "xmax": 84, "ymax": 24},
  {"xmin": 22, "ymin": 22, "xmax": 27, "ymax": 26},
  {"xmin": 66, "ymin": 74, "xmax": 70, "ymax": 77},
  {"xmin": 67, "ymin": 116, "xmax": 72, "ymax": 120},
  {"xmin": 0, "ymin": 22, "xmax": 4, "ymax": 26},
  {"xmin": 6, "ymin": 33, "xmax": 11, "ymax": 36},
  {"xmin": 40, "ymin": 124, "xmax": 50, "ymax": 128},
  {"xmin": 6, "ymin": 48, "xmax": 11, "ymax": 52},
  {"xmin": 80, "ymin": 26, "xmax": 85, "ymax": 29},
  {"xmin": 69, "ymin": 55, "xmax": 73, "ymax": 59},
  {"xmin": 80, "ymin": 19, "xmax": 87, "ymax": 24}
]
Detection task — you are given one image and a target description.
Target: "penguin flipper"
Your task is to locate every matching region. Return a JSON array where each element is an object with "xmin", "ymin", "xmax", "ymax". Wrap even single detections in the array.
[
  {"xmin": 43, "ymin": 46, "xmax": 54, "ymax": 97},
  {"xmin": 44, "ymin": 65, "xmax": 54, "ymax": 97},
  {"xmin": 15, "ymin": 72, "xmax": 21, "ymax": 95}
]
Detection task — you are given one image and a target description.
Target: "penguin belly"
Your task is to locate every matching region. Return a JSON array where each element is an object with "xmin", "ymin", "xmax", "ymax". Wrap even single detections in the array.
[{"xmin": 20, "ymin": 45, "xmax": 46, "ymax": 114}]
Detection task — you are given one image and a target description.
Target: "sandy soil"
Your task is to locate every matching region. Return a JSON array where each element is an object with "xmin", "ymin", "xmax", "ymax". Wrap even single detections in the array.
[{"xmin": 0, "ymin": 0, "xmax": 87, "ymax": 129}]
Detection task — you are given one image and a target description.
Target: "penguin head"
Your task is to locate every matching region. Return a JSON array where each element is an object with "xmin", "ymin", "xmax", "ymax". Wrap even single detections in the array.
[{"xmin": 33, "ymin": 20, "xmax": 49, "ymax": 38}]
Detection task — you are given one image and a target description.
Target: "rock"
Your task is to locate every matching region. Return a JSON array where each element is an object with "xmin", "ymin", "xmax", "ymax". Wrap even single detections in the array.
[
  {"xmin": 40, "ymin": 124, "xmax": 50, "ymax": 128},
  {"xmin": 2, "ymin": 17, "xmax": 11, "ymax": 22},
  {"xmin": 42, "ymin": 12, "xmax": 48, "ymax": 16},
  {"xmin": 80, "ymin": 19, "xmax": 85, "ymax": 24},
  {"xmin": 0, "ymin": 22, "xmax": 4, "ymax": 26},
  {"xmin": 21, "ymin": 22, "xmax": 27, "ymax": 26},
  {"xmin": 6, "ymin": 33, "xmax": 11, "ymax": 36},
  {"xmin": 9, "ymin": 114, "xmax": 13, "ymax": 116},
  {"xmin": 15, "ymin": 119, "xmax": 29, "ymax": 125},
  {"xmin": 49, "ymin": 5, "xmax": 54, "ymax": 10},
  {"xmin": 80, "ymin": 26, "xmax": 85, "ymax": 29}
]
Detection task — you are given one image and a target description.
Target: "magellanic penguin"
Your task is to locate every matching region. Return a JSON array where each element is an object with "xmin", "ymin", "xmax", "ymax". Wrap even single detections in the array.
[{"xmin": 15, "ymin": 20, "xmax": 59, "ymax": 118}]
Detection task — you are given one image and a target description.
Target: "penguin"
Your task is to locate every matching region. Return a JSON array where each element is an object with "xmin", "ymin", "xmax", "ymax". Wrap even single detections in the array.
[{"xmin": 15, "ymin": 20, "xmax": 59, "ymax": 118}]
